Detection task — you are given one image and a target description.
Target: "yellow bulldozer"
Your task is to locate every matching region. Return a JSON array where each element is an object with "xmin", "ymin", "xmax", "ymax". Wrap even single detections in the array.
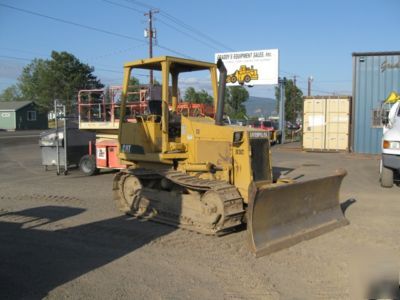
[
  {"xmin": 113, "ymin": 56, "xmax": 348, "ymax": 257},
  {"xmin": 226, "ymin": 65, "xmax": 258, "ymax": 85}
]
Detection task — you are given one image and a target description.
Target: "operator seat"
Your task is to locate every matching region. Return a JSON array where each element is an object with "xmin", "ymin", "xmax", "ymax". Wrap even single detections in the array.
[{"xmin": 148, "ymin": 99, "xmax": 162, "ymax": 116}]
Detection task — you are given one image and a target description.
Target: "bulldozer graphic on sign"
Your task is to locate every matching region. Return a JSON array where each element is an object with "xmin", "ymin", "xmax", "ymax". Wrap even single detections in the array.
[{"xmin": 226, "ymin": 65, "xmax": 259, "ymax": 84}]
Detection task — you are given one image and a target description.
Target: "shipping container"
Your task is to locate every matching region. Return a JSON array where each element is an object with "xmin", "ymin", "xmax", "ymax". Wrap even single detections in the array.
[
  {"xmin": 303, "ymin": 96, "xmax": 351, "ymax": 151},
  {"xmin": 352, "ymin": 51, "xmax": 400, "ymax": 154}
]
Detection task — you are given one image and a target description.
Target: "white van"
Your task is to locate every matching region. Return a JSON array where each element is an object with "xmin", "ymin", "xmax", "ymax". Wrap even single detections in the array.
[{"xmin": 380, "ymin": 92, "xmax": 400, "ymax": 187}]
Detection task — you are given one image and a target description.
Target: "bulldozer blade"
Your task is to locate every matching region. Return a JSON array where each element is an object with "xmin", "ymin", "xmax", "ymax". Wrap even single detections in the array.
[{"xmin": 248, "ymin": 169, "xmax": 349, "ymax": 257}]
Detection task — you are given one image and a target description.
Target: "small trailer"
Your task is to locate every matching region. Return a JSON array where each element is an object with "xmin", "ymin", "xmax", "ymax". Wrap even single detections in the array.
[{"xmin": 40, "ymin": 127, "xmax": 95, "ymax": 175}]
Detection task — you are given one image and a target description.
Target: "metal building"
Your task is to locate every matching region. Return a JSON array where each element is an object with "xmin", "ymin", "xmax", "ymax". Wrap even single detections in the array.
[
  {"xmin": 0, "ymin": 101, "xmax": 48, "ymax": 130},
  {"xmin": 352, "ymin": 51, "xmax": 400, "ymax": 154}
]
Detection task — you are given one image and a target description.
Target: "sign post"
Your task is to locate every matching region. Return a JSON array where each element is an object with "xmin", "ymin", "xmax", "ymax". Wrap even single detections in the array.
[{"xmin": 278, "ymin": 77, "xmax": 286, "ymax": 144}]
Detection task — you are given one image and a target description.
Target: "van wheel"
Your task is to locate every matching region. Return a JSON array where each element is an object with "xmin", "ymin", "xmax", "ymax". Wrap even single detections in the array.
[
  {"xmin": 79, "ymin": 155, "xmax": 98, "ymax": 176},
  {"xmin": 380, "ymin": 164, "xmax": 393, "ymax": 188}
]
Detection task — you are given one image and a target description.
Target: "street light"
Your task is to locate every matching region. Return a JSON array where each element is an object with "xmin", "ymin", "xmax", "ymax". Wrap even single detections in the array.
[{"xmin": 308, "ymin": 76, "xmax": 313, "ymax": 96}]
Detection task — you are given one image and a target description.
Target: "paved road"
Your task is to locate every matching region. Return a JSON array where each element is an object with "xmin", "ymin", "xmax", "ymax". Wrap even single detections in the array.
[
  {"xmin": 0, "ymin": 134, "xmax": 399, "ymax": 299},
  {"xmin": 0, "ymin": 129, "xmax": 42, "ymax": 137}
]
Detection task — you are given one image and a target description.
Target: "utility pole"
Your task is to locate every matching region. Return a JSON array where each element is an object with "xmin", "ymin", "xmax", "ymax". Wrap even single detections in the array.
[
  {"xmin": 278, "ymin": 77, "xmax": 287, "ymax": 144},
  {"xmin": 292, "ymin": 75, "xmax": 297, "ymax": 123},
  {"xmin": 144, "ymin": 9, "xmax": 159, "ymax": 85},
  {"xmin": 307, "ymin": 76, "xmax": 313, "ymax": 96}
]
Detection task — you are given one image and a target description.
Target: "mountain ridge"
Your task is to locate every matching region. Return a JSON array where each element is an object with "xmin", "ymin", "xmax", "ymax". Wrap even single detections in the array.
[{"xmin": 245, "ymin": 96, "xmax": 277, "ymax": 117}]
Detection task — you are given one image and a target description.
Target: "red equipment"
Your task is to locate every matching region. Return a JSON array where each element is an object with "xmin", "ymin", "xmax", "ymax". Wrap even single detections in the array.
[{"xmin": 78, "ymin": 86, "xmax": 215, "ymax": 175}]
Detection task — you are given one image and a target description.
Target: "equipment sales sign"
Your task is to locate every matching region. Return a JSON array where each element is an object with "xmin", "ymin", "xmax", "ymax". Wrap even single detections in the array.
[{"xmin": 215, "ymin": 49, "xmax": 279, "ymax": 86}]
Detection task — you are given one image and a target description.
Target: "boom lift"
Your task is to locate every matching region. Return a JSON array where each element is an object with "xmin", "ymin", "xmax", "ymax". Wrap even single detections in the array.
[{"xmin": 113, "ymin": 56, "xmax": 348, "ymax": 256}]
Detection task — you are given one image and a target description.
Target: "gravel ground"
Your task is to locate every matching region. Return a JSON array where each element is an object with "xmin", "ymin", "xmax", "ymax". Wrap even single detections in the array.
[{"xmin": 0, "ymin": 131, "xmax": 399, "ymax": 299}]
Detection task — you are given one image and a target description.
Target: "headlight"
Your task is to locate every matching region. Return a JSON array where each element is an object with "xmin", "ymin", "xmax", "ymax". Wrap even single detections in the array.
[
  {"xmin": 383, "ymin": 140, "xmax": 400, "ymax": 149},
  {"xmin": 40, "ymin": 140, "xmax": 55, "ymax": 146},
  {"xmin": 233, "ymin": 131, "xmax": 243, "ymax": 143}
]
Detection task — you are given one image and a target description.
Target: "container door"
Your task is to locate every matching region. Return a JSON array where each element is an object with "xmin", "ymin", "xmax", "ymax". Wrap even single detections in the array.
[
  {"xmin": 303, "ymin": 98, "xmax": 326, "ymax": 150},
  {"xmin": 325, "ymin": 98, "xmax": 350, "ymax": 151}
]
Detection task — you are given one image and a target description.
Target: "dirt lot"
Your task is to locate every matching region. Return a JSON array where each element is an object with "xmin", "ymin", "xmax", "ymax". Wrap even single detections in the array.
[{"xmin": 0, "ymin": 131, "xmax": 399, "ymax": 299}]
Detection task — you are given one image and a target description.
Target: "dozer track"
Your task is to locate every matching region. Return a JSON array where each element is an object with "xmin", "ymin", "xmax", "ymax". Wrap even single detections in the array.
[{"xmin": 113, "ymin": 169, "xmax": 245, "ymax": 235}]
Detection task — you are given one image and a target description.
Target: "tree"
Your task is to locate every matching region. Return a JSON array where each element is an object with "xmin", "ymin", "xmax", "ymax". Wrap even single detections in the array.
[
  {"xmin": 103, "ymin": 76, "xmax": 141, "ymax": 104},
  {"xmin": 184, "ymin": 87, "xmax": 213, "ymax": 104},
  {"xmin": 196, "ymin": 89, "xmax": 213, "ymax": 104},
  {"xmin": 184, "ymin": 85, "xmax": 249, "ymax": 118},
  {"xmin": 0, "ymin": 85, "xmax": 22, "ymax": 102},
  {"xmin": 4, "ymin": 51, "xmax": 103, "ymax": 112},
  {"xmin": 127, "ymin": 77, "xmax": 141, "ymax": 102},
  {"xmin": 184, "ymin": 87, "xmax": 197, "ymax": 102},
  {"xmin": 224, "ymin": 86, "xmax": 249, "ymax": 119},
  {"xmin": 275, "ymin": 79, "xmax": 303, "ymax": 123}
]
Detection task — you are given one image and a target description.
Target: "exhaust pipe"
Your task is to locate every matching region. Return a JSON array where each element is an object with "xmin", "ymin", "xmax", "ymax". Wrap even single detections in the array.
[{"xmin": 215, "ymin": 59, "xmax": 227, "ymax": 126}]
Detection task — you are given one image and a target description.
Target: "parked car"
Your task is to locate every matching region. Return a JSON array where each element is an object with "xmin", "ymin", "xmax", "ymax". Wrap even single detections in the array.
[
  {"xmin": 251, "ymin": 120, "xmax": 281, "ymax": 145},
  {"xmin": 286, "ymin": 121, "xmax": 301, "ymax": 130},
  {"xmin": 251, "ymin": 120, "xmax": 275, "ymax": 131}
]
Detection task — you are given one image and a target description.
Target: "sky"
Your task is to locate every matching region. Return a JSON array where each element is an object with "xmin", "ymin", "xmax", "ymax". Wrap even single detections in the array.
[{"xmin": 0, "ymin": 0, "xmax": 399, "ymax": 99}]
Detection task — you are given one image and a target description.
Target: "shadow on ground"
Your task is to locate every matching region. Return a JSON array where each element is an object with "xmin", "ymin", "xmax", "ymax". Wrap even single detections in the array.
[
  {"xmin": 272, "ymin": 166, "xmax": 295, "ymax": 182},
  {"xmin": 0, "ymin": 205, "xmax": 175, "ymax": 299},
  {"xmin": 340, "ymin": 198, "xmax": 357, "ymax": 215}
]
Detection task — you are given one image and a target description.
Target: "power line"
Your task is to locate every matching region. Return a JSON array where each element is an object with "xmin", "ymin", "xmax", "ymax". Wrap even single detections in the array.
[
  {"xmin": 102, "ymin": 0, "xmax": 146, "ymax": 13},
  {"xmin": 0, "ymin": 55, "xmax": 32, "ymax": 62},
  {"xmin": 103, "ymin": 0, "xmax": 223, "ymax": 51},
  {"xmin": 258, "ymin": 70, "xmax": 349, "ymax": 95},
  {"xmin": 95, "ymin": 68, "xmax": 149, "ymax": 77},
  {"xmin": 0, "ymin": 47, "xmax": 49, "ymax": 57},
  {"xmin": 100, "ymin": 1, "xmax": 192, "ymax": 58},
  {"xmin": 122, "ymin": 0, "xmax": 156, "ymax": 10},
  {"xmin": 280, "ymin": 69, "xmax": 300, "ymax": 77},
  {"xmin": 0, "ymin": 3, "xmax": 348, "ymax": 93},
  {"xmin": 155, "ymin": 44, "xmax": 193, "ymax": 59},
  {"xmin": 0, "ymin": 43, "xmax": 148, "ymax": 65},
  {"xmin": 314, "ymin": 80, "xmax": 352, "ymax": 83},
  {"xmin": 155, "ymin": 18, "xmax": 220, "ymax": 51},
  {"xmin": 0, "ymin": 54, "xmax": 149, "ymax": 76},
  {"xmin": 0, "ymin": 3, "xmax": 146, "ymax": 43},
  {"xmin": 313, "ymin": 84, "xmax": 347, "ymax": 95},
  {"xmin": 84, "ymin": 43, "xmax": 147, "ymax": 61},
  {"xmin": 1, "ymin": 3, "xmax": 192, "ymax": 61},
  {"xmin": 122, "ymin": 0, "xmax": 234, "ymax": 51},
  {"xmin": 95, "ymin": 67, "xmax": 122, "ymax": 74},
  {"xmin": 158, "ymin": 11, "xmax": 234, "ymax": 51},
  {"xmin": 0, "ymin": 43, "xmax": 148, "ymax": 63},
  {"xmin": 297, "ymin": 85, "xmax": 338, "ymax": 95},
  {"xmin": 103, "ymin": 0, "xmax": 232, "ymax": 55}
]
